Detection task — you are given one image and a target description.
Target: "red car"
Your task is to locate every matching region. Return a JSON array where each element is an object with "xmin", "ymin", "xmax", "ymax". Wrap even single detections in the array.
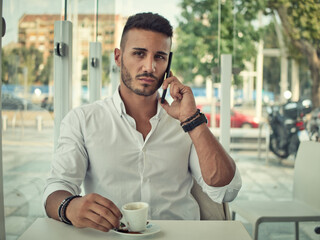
[{"xmin": 197, "ymin": 104, "xmax": 259, "ymax": 128}]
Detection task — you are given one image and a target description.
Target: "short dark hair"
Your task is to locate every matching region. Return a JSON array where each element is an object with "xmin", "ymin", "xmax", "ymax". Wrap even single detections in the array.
[{"xmin": 120, "ymin": 12, "xmax": 173, "ymax": 49}]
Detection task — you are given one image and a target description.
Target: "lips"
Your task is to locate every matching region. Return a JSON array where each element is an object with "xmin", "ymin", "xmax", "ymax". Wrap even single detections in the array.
[{"xmin": 138, "ymin": 78, "xmax": 155, "ymax": 84}]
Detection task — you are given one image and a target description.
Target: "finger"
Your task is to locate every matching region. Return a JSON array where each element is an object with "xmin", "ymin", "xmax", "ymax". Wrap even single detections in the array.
[
  {"xmin": 170, "ymin": 82, "xmax": 183, "ymax": 101},
  {"xmin": 162, "ymin": 72, "xmax": 175, "ymax": 89},
  {"xmin": 162, "ymin": 77, "xmax": 170, "ymax": 90},
  {"xmin": 93, "ymin": 195, "xmax": 122, "ymax": 220},
  {"xmin": 90, "ymin": 203, "xmax": 120, "ymax": 229},
  {"xmin": 88, "ymin": 210, "xmax": 115, "ymax": 230},
  {"xmin": 82, "ymin": 215, "xmax": 111, "ymax": 232}
]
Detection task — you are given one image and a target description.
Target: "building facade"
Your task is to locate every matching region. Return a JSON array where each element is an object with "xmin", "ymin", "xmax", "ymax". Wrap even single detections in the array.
[{"xmin": 18, "ymin": 14, "xmax": 126, "ymax": 62}]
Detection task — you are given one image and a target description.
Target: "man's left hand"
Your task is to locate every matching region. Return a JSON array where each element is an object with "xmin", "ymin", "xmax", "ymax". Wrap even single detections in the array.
[{"xmin": 160, "ymin": 73, "xmax": 198, "ymax": 123}]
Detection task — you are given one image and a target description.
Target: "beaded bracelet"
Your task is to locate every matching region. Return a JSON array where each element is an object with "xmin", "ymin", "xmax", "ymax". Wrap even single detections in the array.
[
  {"xmin": 180, "ymin": 109, "xmax": 200, "ymax": 126},
  {"xmin": 58, "ymin": 195, "xmax": 81, "ymax": 225}
]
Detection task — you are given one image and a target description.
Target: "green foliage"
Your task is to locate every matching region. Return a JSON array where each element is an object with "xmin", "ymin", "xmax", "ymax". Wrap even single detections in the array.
[
  {"xmin": 81, "ymin": 51, "xmax": 111, "ymax": 85},
  {"xmin": 175, "ymin": 0, "xmax": 320, "ymax": 106},
  {"xmin": 101, "ymin": 51, "xmax": 111, "ymax": 85},
  {"xmin": 81, "ymin": 56, "xmax": 88, "ymax": 82},
  {"xmin": 268, "ymin": 0, "xmax": 320, "ymax": 106},
  {"xmin": 269, "ymin": 0, "xmax": 320, "ymax": 42},
  {"xmin": 174, "ymin": 0, "xmax": 260, "ymax": 85},
  {"xmin": 38, "ymin": 55, "xmax": 53, "ymax": 85},
  {"xmin": 1, "ymin": 50, "xmax": 19, "ymax": 84},
  {"xmin": 1, "ymin": 46, "xmax": 43, "ymax": 85}
]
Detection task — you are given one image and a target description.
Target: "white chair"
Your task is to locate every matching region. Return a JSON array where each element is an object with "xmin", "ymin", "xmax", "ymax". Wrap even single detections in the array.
[
  {"xmin": 231, "ymin": 141, "xmax": 320, "ymax": 240},
  {"xmin": 191, "ymin": 179, "xmax": 231, "ymax": 220}
]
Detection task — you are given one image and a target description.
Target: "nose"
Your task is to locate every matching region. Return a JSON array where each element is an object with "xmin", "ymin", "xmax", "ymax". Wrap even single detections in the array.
[{"xmin": 142, "ymin": 56, "xmax": 155, "ymax": 73}]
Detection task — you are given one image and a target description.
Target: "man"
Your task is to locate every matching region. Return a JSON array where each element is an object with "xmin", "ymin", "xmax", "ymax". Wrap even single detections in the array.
[{"xmin": 43, "ymin": 12, "xmax": 241, "ymax": 232}]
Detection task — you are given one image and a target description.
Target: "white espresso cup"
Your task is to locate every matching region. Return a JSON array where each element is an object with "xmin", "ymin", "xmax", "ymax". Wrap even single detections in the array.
[{"xmin": 121, "ymin": 202, "xmax": 149, "ymax": 232}]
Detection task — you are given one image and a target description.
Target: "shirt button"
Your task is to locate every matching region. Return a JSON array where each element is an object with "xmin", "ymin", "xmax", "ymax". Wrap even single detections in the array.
[{"xmin": 142, "ymin": 178, "xmax": 150, "ymax": 183}]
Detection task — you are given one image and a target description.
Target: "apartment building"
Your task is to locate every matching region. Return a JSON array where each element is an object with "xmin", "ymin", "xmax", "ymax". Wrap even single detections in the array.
[{"xmin": 18, "ymin": 13, "xmax": 126, "ymax": 62}]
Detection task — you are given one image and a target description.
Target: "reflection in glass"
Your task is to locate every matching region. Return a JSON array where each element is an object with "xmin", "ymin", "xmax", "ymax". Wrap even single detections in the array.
[
  {"xmin": 1, "ymin": 0, "xmax": 118, "ymax": 238},
  {"xmin": 1, "ymin": 0, "xmax": 318, "ymax": 239}
]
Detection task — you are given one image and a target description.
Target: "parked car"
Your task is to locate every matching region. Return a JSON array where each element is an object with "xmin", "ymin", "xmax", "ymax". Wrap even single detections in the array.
[
  {"xmin": 197, "ymin": 104, "xmax": 259, "ymax": 128},
  {"xmin": 41, "ymin": 96, "xmax": 89, "ymax": 112},
  {"xmin": 1, "ymin": 93, "xmax": 42, "ymax": 111}
]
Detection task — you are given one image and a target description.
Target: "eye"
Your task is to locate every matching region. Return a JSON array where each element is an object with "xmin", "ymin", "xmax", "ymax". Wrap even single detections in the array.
[
  {"xmin": 155, "ymin": 54, "xmax": 166, "ymax": 60},
  {"xmin": 133, "ymin": 51, "xmax": 145, "ymax": 57}
]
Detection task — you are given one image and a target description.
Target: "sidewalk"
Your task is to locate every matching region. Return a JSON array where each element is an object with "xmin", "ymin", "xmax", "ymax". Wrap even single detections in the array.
[
  {"xmin": 230, "ymin": 151, "xmax": 320, "ymax": 240},
  {"xmin": 2, "ymin": 127, "xmax": 320, "ymax": 240}
]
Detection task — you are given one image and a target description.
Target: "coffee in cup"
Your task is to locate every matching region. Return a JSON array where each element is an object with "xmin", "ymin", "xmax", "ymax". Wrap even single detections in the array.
[{"xmin": 121, "ymin": 202, "xmax": 149, "ymax": 232}]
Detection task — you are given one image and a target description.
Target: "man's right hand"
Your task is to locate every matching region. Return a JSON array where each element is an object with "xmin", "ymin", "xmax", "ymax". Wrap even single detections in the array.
[
  {"xmin": 45, "ymin": 191, "xmax": 122, "ymax": 232},
  {"xmin": 65, "ymin": 193, "xmax": 122, "ymax": 232}
]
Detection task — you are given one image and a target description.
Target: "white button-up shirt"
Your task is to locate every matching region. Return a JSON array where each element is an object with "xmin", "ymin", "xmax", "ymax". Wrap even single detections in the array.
[{"xmin": 43, "ymin": 89, "xmax": 241, "ymax": 220}]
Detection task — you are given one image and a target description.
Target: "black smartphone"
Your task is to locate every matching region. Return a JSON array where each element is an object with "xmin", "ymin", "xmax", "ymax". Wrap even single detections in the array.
[{"xmin": 161, "ymin": 52, "xmax": 173, "ymax": 104}]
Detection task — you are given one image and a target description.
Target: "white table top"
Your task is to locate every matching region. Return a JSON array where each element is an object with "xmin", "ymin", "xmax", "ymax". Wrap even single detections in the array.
[{"xmin": 18, "ymin": 218, "xmax": 252, "ymax": 240}]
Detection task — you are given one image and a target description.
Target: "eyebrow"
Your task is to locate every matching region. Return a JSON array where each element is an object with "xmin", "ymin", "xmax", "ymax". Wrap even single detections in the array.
[{"xmin": 132, "ymin": 47, "xmax": 168, "ymax": 56}]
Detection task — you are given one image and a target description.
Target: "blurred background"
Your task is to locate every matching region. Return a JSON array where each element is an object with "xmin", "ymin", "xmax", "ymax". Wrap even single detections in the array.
[{"xmin": 1, "ymin": 0, "xmax": 319, "ymax": 239}]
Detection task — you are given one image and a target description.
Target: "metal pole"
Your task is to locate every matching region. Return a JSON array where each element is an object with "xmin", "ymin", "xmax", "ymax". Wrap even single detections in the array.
[
  {"xmin": 53, "ymin": 20, "xmax": 73, "ymax": 149},
  {"xmin": 291, "ymin": 60, "xmax": 299, "ymax": 101},
  {"xmin": 89, "ymin": 42, "xmax": 102, "ymax": 102},
  {"xmin": 89, "ymin": 0, "xmax": 102, "ymax": 102},
  {"xmin": 64, "ymin": 0, "xmax": 67, "ymax": 20},
  {"xmin": 217, "ymin": 0, "xmax": 221, "ymax": 69},
  {"xmin": 256, "ymin": 39, "xmax": 263, "ymax": 122},
  {"xmin": 0, "ymin": 0, "xmax": 7, "ymax": 238},
  {"xmin": 220, "ymin": 54, "xmax": 232, "ymax": 152}
]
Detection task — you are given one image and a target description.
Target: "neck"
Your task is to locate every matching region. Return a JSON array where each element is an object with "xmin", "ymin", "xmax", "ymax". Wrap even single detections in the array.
[{"xmin": 119, "ymin": 84, "xmax": 158, "ymax": 119}]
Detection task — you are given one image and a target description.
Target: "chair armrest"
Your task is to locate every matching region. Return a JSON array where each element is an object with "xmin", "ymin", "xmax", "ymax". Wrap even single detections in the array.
[{"xmin": 191, "ymin": 179, "xmax": 229, "ymax": 220}]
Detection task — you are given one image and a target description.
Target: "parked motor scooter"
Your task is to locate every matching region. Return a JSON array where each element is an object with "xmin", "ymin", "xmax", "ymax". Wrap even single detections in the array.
[
  {"xmin": 308, "ymin": 107, "xmax": 320, "ymax": 142},
  {"xmin": 266, "ymin": 99, "xmax": 312, "ymax": 159}
]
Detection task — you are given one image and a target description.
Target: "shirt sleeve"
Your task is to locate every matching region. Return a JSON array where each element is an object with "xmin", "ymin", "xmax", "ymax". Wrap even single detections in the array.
[
  {"xmin": 42, "ymin": 108, "xmax": 88, "ymax": 215},
  {"xmin": 189, "ymin": 144, "xmax": 242, "ymax": 204}
]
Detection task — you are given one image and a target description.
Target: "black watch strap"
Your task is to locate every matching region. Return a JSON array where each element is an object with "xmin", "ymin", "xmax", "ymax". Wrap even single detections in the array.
[{"xmin": 182, "ymin": 113, "xmax": 207, "ymax": 132}]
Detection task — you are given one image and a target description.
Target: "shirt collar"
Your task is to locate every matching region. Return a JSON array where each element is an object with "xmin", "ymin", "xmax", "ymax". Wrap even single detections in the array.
[
  {"xmin": 112, "ymin": 86, "xmax": 126, "ymax": 117},
  {"xmin": 112, "ymin": 86, "xmax": 164, "ymax": 119}
]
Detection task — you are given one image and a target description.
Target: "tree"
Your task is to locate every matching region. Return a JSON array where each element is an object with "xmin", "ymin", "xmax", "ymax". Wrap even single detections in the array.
[
  {"xmin": 1, "ymin": 49, "xmax": 19, "ymax": 84},
  {"xmin": 175, "ymin": 0, "xmax": 320, "ymax": 107},
  {"xmin": 239, "ymin": 0, "xmax": 320, "ymax": 107},
  {"xmin": 270, "ymin": 0, "xmax": 320, "ymax": 107},
  {"xmin": 2, "ymin": 46, "xmax": 43, "ymax": 85},
  {"xmin": 38, "ymin": 55, "xmax": 53, "ymax": 85},
  {"xmin": 174, "ymin": 0, "xmax": 260, "ymax": 85},
  {"xmin": 101, "ymin": 51, "xmax": 111, "ymax": 85}
]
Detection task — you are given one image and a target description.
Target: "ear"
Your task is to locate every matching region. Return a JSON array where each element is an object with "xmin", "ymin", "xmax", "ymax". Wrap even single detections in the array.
[{"xmin": 114, "ymin": 48, "xmax": 121, "ymax": 67}]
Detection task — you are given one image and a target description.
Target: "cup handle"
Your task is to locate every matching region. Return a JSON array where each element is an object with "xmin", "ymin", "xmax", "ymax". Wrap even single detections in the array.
[{"xmin": 119, "ymin": 215, "xmax": 127, "ymax": 229}]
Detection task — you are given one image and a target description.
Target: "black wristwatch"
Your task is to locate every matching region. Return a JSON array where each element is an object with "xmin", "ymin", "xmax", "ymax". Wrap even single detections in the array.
[{"xmin": 182, "ymin": 113, "xmax": 207, "ymax": 132}]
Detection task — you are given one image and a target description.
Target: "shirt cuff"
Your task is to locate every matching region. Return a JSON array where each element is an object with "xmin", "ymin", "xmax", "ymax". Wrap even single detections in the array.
[{"xmin": 199, "ymin": 166, "xmax": 242, "ymax": 204}]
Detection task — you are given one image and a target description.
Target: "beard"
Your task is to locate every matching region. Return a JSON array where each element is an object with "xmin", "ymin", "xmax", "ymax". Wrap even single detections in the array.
[{"xmin": 121, "ymin": 58, "xmax": 163, "ymax": 97}]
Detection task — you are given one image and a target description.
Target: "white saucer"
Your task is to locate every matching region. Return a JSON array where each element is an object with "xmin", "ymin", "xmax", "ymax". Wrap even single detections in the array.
[{"xmin": 113, "ymin": 222, "xmax": 160, "ymax": 237}]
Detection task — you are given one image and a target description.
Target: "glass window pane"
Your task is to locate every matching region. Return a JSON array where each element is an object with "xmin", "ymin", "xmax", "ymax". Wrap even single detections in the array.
[
  {"xmin": 2, "ymin": 1, "xmax": 62, "ymax": 238},
  {"xmin": 1, "ymin": 0, "xmax": 116, "ymax": 238},
  {"xmin": 2, "ymin": 0, "xmax": 318, "ymax": 239}
]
